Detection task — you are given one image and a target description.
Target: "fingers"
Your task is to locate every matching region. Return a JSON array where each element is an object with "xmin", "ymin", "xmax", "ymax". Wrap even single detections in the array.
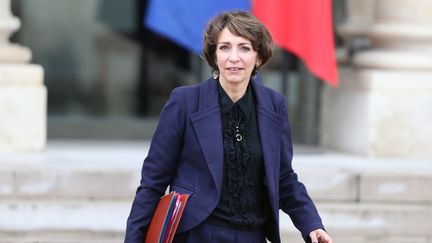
[
  {"xmin": 309, "ymin": 229, "xmax": 333, "ymax": 243},
  {"xmin": 318, "ymin": 233, "xmax": 332, "ymax": 243},
  {"xmin": 309, "ymin": 231, "xmax": 318, "ymax": 243}
]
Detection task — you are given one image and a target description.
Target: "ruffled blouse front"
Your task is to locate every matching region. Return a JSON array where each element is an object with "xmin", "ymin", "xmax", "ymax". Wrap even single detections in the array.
[{"xmin": 207, "ymin": 82, "xmax": 269, "ymax": 230}]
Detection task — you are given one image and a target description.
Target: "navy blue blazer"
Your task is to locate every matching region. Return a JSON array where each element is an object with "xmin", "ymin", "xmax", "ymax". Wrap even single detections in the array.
[{"xmin": 125, "ymin": 77, "xmax": 324, "ymax": 243}]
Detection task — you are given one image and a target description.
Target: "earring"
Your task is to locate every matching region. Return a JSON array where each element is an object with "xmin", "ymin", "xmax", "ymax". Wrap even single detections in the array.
[{"xmin": 212, "ymin": 70, "xmax": 219, "ymax": 79}]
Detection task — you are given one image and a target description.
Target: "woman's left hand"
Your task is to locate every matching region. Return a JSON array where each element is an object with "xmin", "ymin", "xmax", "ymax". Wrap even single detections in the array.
[{"xmin": 309, "ymin": 229, "xmax": 332, "ymax": 243}]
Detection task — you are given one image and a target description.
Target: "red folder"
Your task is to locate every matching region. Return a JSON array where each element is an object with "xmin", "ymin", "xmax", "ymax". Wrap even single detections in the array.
[{"xmin": 145, "ymin": 191, "xmax": 189, "ymax": 243}]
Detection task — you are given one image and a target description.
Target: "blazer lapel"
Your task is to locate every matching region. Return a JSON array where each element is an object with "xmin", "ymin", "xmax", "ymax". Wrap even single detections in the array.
[
  {"xmin": 252, "ymin": 78, "xmax": 284, "ymax": 194},
  {"xmin": 190, "ymin": 79, "xmax": 224, "ymax": 193}
]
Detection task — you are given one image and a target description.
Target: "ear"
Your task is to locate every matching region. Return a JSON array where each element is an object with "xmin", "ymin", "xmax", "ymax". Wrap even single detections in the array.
[{"xmin": 256, "ymin": 59, "xmax": 262, "ymax": 68}]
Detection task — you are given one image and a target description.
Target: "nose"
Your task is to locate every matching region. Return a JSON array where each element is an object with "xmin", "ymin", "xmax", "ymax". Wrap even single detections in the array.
[{"xmin": 228, "ymin": 48, "xmax": 240, "ymax": 62}]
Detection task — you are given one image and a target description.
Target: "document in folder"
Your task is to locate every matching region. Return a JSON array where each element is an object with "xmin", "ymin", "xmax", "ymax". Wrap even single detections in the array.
[{"xmin": 145, "ymin": 191, "xmax": 189, "ymax": 243}]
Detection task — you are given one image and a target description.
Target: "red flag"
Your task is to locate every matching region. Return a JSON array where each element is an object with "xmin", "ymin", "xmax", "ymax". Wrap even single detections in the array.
[{"xmin": 253, "ymin": 0, "xmax": 338, "ymax": 86}]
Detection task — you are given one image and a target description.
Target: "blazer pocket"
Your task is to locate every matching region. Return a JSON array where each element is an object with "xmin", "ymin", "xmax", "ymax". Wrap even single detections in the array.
[{"xmin": 170, "ymin": 182, "xmax": 195, "ymax": 198}]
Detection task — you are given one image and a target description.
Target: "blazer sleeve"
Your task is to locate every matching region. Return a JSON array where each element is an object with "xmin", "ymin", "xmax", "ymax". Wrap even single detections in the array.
[
  {"xmin": 124, "ymin": 88, "xmax": 187, "ymax": 243},
  {"xmin": 277, "ymin": 96, "xmax": 325, "ymax": 242}
]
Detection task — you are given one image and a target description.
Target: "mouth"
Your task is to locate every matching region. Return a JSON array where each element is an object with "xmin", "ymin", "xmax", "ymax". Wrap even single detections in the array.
[{"xmin": 226, "ymin": 67, "xmax": 244, "ymax": 71}]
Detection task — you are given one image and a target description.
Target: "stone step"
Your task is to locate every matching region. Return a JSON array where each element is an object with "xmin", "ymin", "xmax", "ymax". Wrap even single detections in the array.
[
  {"xmin": 280, "ymin": 236, "xmax": 432, "ymax": 243},
  {"xmin": 0, "ymin": 201, "xmax": 130, "ymax": 233},
  {"xmin": 1, "ymin": 234, "xmax": 430, "ymax": 243},
  {"xmin": 281, "ymin": 202, "xmax": 432, "ymax": 239},
  {"xmin": 1, "ymin": 140, "xmax": 432, "ymax": 243},
  {"xmin": 300, "ymin": 170, "xmax": 432, "ymax": 204},
  {"xmin": 1, "ymin": 152, "xmax": 432, "ymax": 204},
  {"xmin": 1, "ymin": 200, "xmax": 431, "ymax": 242},
  {"xmin": 295, "ymin": 153, "xmax": 432, "ymax": 204},
  {"xmin": 0, "ymin": 231, "xmax": 122, "ymax": 243}
]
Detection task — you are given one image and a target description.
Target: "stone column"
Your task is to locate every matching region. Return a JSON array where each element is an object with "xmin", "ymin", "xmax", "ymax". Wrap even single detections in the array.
[
  {"xmin": 321, "ymin": 0, "xmax": 432, "ymax": 159},
  {"xmin": 0, "ymin": 0, "xmax": 46, "ymax": 151}
]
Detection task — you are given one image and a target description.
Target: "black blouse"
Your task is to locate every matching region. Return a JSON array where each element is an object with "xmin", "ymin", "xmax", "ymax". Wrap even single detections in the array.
[{"xmin": 207, "ymin": 82, "xmax": 270, "ymax": 230}]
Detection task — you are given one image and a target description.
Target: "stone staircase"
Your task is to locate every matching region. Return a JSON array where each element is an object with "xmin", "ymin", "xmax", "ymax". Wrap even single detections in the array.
[{"xmin": 0, "ymin": 140, "xmax": 431, "ymax": 243}]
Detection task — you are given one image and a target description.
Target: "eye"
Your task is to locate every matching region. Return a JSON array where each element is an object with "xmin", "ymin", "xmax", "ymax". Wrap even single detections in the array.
[
  {"xmin": 218, "ymin": 45, "xmax": 229, "ymax": 51},
  {"xmin": 240, "ymin": 46, "xmax": 251, "ymax": 52}
]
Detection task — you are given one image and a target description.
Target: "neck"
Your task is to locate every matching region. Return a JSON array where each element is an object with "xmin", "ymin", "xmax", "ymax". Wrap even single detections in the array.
[{"xmin": 219, "ymin": 80, "xmax": 249, "ymax": 103}]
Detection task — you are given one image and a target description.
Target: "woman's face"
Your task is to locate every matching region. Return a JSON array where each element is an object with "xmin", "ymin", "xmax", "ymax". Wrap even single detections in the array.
[{"xmin": 216, "ymin": 27, "xmax": 259, "ymax": 87}]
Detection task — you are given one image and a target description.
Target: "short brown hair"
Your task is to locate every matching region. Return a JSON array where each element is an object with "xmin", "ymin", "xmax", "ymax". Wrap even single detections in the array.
[{"xmin": 203, "ymin": 10, "xmax": 274, "ymax": 74}]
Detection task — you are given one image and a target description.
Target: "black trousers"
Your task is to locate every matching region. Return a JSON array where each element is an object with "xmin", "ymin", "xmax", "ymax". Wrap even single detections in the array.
[{"xmin": 173, "ymin": 222, "xmax": 267, "ymax": 243}]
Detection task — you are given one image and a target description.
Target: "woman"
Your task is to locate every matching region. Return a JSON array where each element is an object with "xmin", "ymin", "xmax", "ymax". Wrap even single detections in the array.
[{"xmin": 125, "ymin": 11, "xmax": 332, "ymax": 243}]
